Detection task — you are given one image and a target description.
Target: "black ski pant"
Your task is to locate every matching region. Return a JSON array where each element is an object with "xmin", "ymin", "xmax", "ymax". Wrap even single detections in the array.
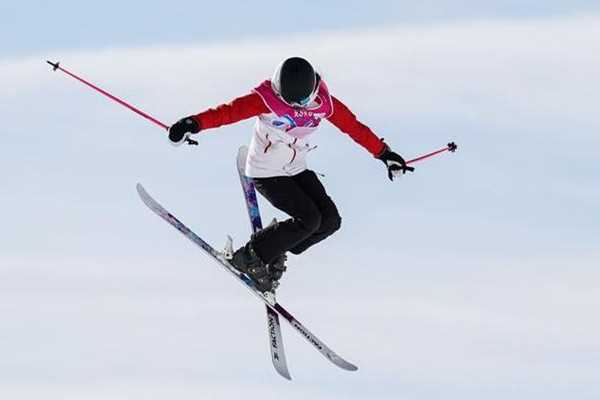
[{"xmin": 251, "ymin": 170, "xmax": 342, "ymax": 264}]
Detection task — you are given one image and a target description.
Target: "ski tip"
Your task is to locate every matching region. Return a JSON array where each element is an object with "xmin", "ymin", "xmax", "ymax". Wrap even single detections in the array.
[
  {"xmin": 280, "ymin": 371, "xmax": 292, "ymax": 380},
  {"xmin": 330, "ymin": 355, "xmax": 358, "ymax": 371},
  {"xmin": 340, "ymin": 360, "xmax": 359, "ymax": 371},
  {"xmin": 136, "ymin": 182, "xmax": 148, "ymax": 198},
  {"xmin": 273, "ymin": 363, "xmax": 292, "ymax": 380}
]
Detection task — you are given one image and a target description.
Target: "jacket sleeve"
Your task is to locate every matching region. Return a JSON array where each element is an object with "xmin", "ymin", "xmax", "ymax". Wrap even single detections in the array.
[
  {"xmin": 326, "ymin": 96, "xmax": 386, "ymax": 157},
  {"xmin": 192, "ymin": 92, "xmax": 270, "ymax": 130}
]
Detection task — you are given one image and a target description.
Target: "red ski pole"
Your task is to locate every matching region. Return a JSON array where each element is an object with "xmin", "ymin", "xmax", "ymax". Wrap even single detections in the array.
[
  {"xmin": 46, "ymin": 60, "xmax": 198, "ymax": 145},
  {"xmin": 407, "ymin": 142, "xmax": 458, "ymax": 165}
]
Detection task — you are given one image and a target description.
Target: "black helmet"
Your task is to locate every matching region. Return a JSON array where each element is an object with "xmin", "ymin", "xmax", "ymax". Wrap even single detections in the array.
[{"xmin": 272, "ymin": 57, "xmax": 318, "ymax": 106}]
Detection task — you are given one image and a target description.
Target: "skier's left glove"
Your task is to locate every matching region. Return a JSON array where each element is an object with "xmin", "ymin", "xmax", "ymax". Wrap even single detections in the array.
[
  {"xmin": 377, "ymin": 145, "xmax": 414, "ymax": 181},
  {"xmin": 168, "ymin": 116, "xmax": 200, "ymax": 146}
]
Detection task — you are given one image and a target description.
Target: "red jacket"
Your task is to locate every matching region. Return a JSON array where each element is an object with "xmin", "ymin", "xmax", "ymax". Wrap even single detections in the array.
[{"xmin": 192, "ymin": 92, "xmax": 386, "ymax": 157}]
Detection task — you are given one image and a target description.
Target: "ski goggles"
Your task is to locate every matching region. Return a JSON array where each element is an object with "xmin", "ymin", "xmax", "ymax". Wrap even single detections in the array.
[
  {"xmin": 293, "ymin": 93, "xmax": 316, "ymax": 107},
  {"xmin": 289, "ymin": 76, "xmax": 321, "ymax": 107}
]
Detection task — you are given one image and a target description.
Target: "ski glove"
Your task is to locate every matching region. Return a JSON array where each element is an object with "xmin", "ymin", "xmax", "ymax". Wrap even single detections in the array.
[
  {"xmin": 168, "ymin": 116, "xmax": 200, "ymax": 146},
  {"xmin": 377, "ymin": 145, "xmax": 414, "ymax": 181}
]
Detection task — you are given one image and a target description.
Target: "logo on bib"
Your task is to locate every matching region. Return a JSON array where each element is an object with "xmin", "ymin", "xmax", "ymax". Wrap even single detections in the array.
[{"xmin": 271, "ymin": 114, "xmax": 323, "ymax": 132}]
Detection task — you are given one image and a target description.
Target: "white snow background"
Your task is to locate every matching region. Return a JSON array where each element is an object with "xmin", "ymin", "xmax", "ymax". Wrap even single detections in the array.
[{"xmin": 1, "ymin": 11, "xmax": 599, "ymax": 400}]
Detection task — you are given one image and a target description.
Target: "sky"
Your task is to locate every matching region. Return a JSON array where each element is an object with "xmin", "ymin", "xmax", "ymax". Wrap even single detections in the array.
[
  {"xmin": 2, "ymin": 0, "xmax": 600, "ymax": 56},
  {"xmin": 1, "ymin": 1, "xmax": 600, "ymax": 399}
]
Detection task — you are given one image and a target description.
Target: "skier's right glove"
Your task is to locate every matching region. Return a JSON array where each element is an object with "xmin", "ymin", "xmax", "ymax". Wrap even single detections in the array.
[
  {"xmin": 168, "ymin": 116, "xmax": 200, "ymax": 146},
  {"xmin": 376, "ymin": 145, "xmax": 414, "ymax": 181}
]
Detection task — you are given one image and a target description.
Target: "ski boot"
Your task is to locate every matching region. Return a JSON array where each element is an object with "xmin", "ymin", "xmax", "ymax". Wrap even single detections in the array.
[
  {"xmin": 229, "ymin": 242, "xmax": 274, "ymax": 293},
  {"xmin": 267, "ymin": 253, "xmax": 287, "ymax": 290}
]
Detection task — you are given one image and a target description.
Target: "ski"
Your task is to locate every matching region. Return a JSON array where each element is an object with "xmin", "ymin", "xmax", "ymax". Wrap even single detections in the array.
[
  {"xmin": 136, "ymin": 183, "xmax": 358, "ymax": 372},
  {"xmin": 236, "ymin": 146, "xmax": 291, "ymax": 380}
]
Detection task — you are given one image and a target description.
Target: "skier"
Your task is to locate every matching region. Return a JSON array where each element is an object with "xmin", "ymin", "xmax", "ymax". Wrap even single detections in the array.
[{"xmin": 168, "ymin": 57, "xmax": 414, "ymax": 292}]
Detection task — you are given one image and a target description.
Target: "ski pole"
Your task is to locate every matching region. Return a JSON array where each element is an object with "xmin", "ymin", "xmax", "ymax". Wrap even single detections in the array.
[
  {"xmin": 406, "ymin": 142, "xmax": 457, "ymax": 165},
  {"xmin": 46, "ymin": 60, "xmax": 198, "ymax": 145}
]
